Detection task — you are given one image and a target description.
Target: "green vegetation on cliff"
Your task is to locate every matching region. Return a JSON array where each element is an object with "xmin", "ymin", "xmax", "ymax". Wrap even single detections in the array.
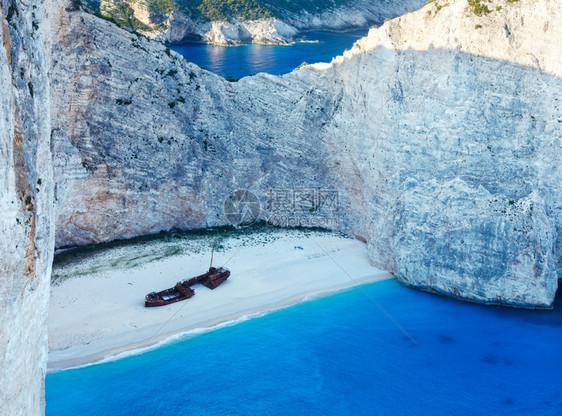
[
  {"xmin": 263, "ymin": 0, "xmax": 351, "ymax": 15},
  {"xmin": 466, "ymin": 0, "xmax": 518, "ymax": 16},
  {"xmin": 174, "ymin": 0, "xmax": 203, "ymax": 18},
  {"xmin": 148, "ymin": 0, "xmax": 175, "ymax": 14},
  {"xmin": 101, "ymin": 2, "xmax": 149, "ymax": 32},
  {"xmin": 198, "ymin": 0, "xmax": 271, "ymax": 20},
  {"xmin": 91, "ymin": 0, "xmax": 361, "ymax": 27},
  {"xmin": 178, "ymin": 0, "xmax": 280, "ymax": 20},
  {"xmin": 176, "ymin": 0, "xmax": 360, "ymax": 20}
]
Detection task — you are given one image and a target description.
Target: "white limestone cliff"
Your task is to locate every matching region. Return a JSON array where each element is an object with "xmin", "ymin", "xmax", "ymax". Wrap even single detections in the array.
[
  {"xmin": 47, "ymin": 0, "xmax": 561, "ymax": 308},
  {"xmin": 320, "ymin": 0, "xmax": 562, "ymax": 307},
  {"xmin": 0, "ymin": 0, "xmax": 54, "ymax": 414},
  {"xmin": 0, "ymin": 0, "xmax": 560, "ymax": 412},
  {"xmin": 202, "ymin": 18, "xmax": 299, "ymax": 45}
]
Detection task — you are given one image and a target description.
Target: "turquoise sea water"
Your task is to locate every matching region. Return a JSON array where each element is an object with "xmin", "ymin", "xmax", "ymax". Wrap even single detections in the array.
[
  {"xmin": 171, "ymin": 30, "xmax": 368, "ymax": 79},
  {"xmin": 46, "ymin": 279, "xmax": 562, "ymax": 415}
]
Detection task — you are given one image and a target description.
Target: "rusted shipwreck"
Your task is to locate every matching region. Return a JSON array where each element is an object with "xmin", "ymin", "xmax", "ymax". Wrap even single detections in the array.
[{"xmin": 145, "ymin": 250, "xmax": 230, "ymax": 307}]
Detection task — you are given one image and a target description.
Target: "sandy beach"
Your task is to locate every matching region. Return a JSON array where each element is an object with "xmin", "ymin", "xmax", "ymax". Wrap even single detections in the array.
[{"xmin": 48, "ymin": 229, "xmax": 392, "ymax": 371}]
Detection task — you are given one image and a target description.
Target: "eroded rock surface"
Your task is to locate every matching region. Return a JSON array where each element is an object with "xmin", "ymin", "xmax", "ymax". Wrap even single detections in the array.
[
  {"xmin": 2, "ymin": 0, "xmax": 559, "ymax": 413},
  {"xmin": 48, "ymin": 0, "xmax": 561, "ymax": 308},
  {"xmin": 0, "ymin": 0, "xmax": 54, "ymax": 414}
]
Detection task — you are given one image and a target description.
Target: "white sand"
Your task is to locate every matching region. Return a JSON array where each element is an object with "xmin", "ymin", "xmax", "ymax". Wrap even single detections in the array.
[{"xmin": 48, "ymin": 230, "xmax": 392, "ymax": 371}]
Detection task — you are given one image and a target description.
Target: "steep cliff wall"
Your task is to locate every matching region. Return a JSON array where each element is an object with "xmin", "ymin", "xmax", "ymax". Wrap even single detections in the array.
[
  {"xmin": 321, "ymin": 0, "xmax": 562, "ymax": 307},
  {"xmin": 0, "ymin": 0, "xmax": 557, "ymax": 412},
  {"xmin": 48, "ymin": 0, "xmax": 561, "ymax": 309},
  {"xmin": 48, "ymin": 0, "xmax": 345, "ymax": 247},
  {"xmin": 0, "ymin": 0, "xmax": 54, "ymax": 414},
  {"xmin": 283, "ymin": 0, "xmax": 562, "ymax": 309}
]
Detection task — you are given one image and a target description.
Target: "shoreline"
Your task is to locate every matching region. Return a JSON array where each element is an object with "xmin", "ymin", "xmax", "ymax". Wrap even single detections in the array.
[
  {"xmin": 48, "ymin": 273, "xmax": 392, "ymax": 372},
  {"xmin": 48, "ymin": 230, "xmax": 392, "ymax": 372},
  {"xmin": 167, "ymin": 27, "xmax": 369, "ymax": 48}
]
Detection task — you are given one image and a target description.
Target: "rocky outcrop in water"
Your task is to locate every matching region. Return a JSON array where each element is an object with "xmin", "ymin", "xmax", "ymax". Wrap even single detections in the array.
[
  {"xmin": 93, "ymin": 0, "xmax": 426, "ymax": 45},
  {"xmin": 0, "ymin": 0, "xmax": 54, "ymax": 414},
  {"xmin": 48, "ymin": 0, "xmax": 561, "ymax": 308},
  {"xmin": 193, "ymin": 0, "xmax": 427, "ymax": 45}
]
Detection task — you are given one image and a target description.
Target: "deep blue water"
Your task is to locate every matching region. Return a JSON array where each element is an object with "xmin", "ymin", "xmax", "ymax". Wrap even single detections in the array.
[
  {"xmin": 46, "ymin": 279, "xmax": 562, "ymax": 415},
  {"xmin": 171, "ymin": 30, "xmax": 368, "ymax": 79}
]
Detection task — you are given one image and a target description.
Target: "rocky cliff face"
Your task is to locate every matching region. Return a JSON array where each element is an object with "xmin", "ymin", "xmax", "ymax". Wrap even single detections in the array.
[
  {"xmin": 323, "ymin": 0, "xmax": 562, "ymax": 308},
  {"xmin": 280, "ymin": 0, "xmax": 423, "ymax": 31},
  {"xmin": 48, "ymin": 0, "xmax": 561, "ymax": 306},
  {"xmin": 0, "ymin": 0, "xmax": 54, "ymax": 414},
  {"xmin": 48, "ymin": 0, "xmax": 344, "ymax": 246},
  {"xmin": 190, "ymin": 0, "xmax": 427, "ymax": 45},
  {"xmin": 92, "ymin": 0, "xmax": 426, "ymax": 45},
  {"xmin": 48, "ymin": 0, "xmax": 561, "ymax": 309},
  {"xmin": 1, "ymin": 0, "xmax": 558, "ymax": 412}
]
